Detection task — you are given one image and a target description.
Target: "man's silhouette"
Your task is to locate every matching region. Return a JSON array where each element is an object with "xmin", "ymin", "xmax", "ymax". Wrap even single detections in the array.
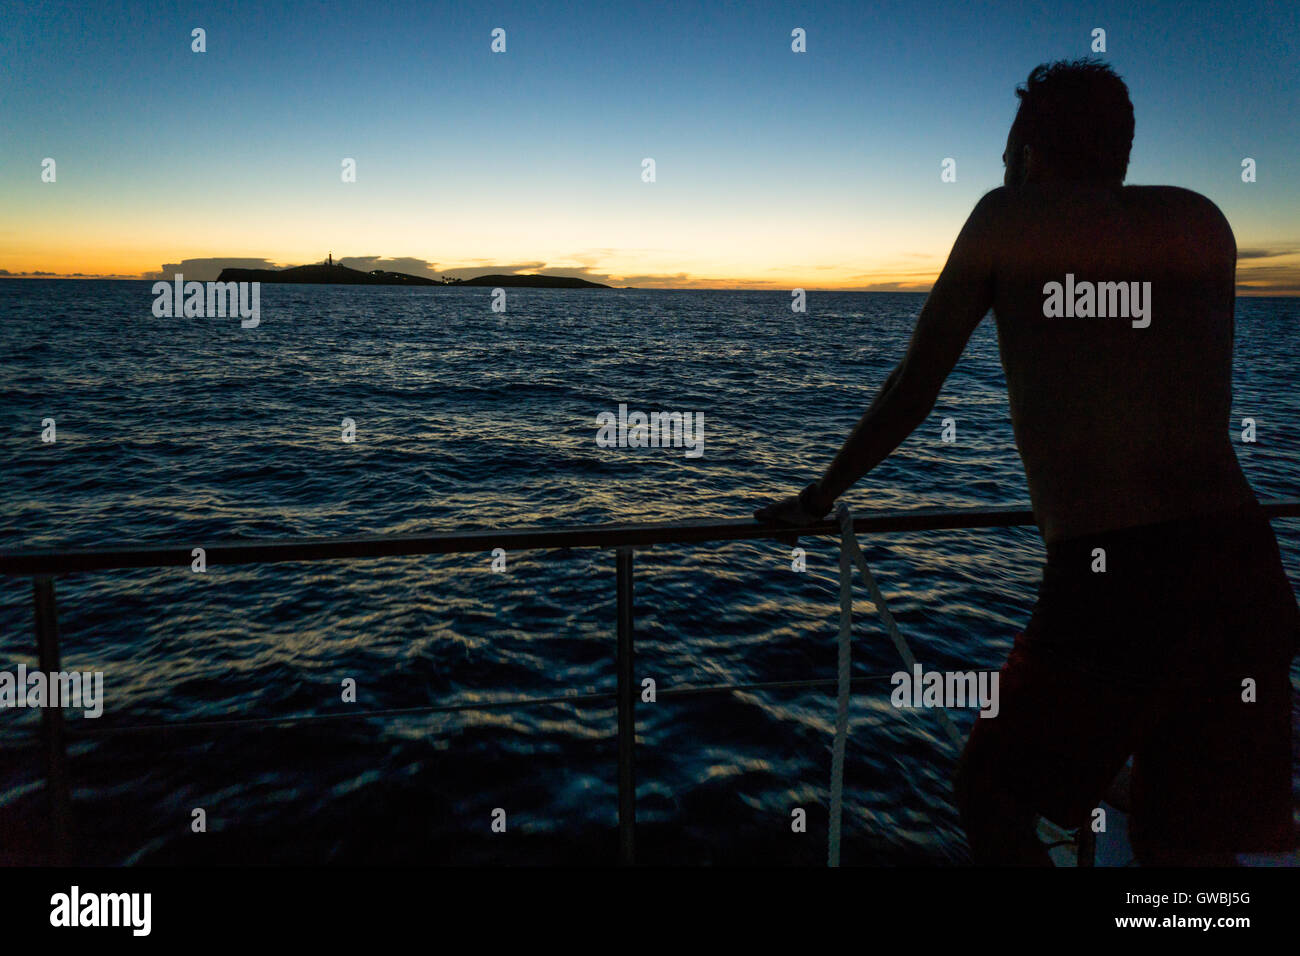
[{"xmin": 757, "ymin": 59, "xmax": 1298, "ymax": 865}]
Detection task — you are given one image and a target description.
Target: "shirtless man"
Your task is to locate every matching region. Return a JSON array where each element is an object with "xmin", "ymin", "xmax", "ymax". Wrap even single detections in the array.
[{"xmin": 756, "ymin": 59, "xmax": 1298, "ymax": 865}]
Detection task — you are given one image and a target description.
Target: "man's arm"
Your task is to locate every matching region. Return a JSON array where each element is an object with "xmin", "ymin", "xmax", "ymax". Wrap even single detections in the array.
[{"xmin": 757, "ymin": 189, "xmax": 1002, "ymax": 523}]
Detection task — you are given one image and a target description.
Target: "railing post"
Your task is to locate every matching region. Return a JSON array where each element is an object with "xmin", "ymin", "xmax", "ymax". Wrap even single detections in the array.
[
  {"xmin": 33, "ymin": 576, "xmax": 72, "ymax": 864},
  {"xmin": 615, "ymin": 546, "xmax": 636, "ymax": 865},
  {"xmin": 1076, "ymin": 824, "xmax": 1096, "ymax": 867}
]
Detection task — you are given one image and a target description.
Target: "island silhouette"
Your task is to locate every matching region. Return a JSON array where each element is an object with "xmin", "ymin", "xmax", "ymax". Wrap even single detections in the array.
[{"xmin": 215, "ymin": 261, "xmax": 609, "ymax": 289}]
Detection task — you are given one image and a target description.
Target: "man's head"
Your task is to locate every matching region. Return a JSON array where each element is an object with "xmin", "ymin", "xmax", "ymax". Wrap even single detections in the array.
[{"xmin": 1003, "ymin": 59, "xmax": 1134, "ymax": 187}]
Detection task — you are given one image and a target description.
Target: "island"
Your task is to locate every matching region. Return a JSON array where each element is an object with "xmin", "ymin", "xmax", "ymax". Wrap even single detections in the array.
[
  {"xmin": 214, "ymin": 262, "xmax": 608, "ymax": 289},
  {"xmin": 459, "ymin": 273, "xmax": 608, "ymax": 289}
]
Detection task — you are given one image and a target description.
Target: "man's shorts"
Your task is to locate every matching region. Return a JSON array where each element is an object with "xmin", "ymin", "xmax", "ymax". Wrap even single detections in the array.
[{"xmin": 962, "ymin": 498, "xmax": 1299, "ymax": 859}]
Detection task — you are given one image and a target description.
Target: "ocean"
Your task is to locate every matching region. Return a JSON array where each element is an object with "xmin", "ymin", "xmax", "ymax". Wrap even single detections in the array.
[{"xmin": 1, "ymin": 280, "xmax": 1297, "ymax": 864}]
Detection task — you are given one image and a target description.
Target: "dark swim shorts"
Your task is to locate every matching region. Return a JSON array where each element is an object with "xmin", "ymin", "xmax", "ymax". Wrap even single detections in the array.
[{"xmin": 962, "ymin": 498, "xmax": 1299, "ymax": 860}]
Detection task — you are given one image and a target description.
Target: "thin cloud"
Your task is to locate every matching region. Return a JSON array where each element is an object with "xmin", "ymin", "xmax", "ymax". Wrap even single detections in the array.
[
  {"xmin": 338, "ymin": 256, "xmax": 439, "ymax": 277},
  {"xmin": 1238, "ymin": 247, "xmax": 1300, "ymax": 260},
  {"xmin": 0, "ymin": 269, "xmax": 134, "ymax": 278}
]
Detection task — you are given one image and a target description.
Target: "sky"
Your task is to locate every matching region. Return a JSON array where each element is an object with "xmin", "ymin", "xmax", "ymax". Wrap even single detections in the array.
[{"xmin": 2, "ymin": 0, "xmax": 1297, "ymax": 292}]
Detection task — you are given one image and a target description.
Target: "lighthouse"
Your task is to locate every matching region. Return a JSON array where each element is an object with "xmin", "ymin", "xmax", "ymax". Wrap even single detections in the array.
[{"xmin": 328, "ymin": 252, "xmax": 332, "ymax": 267}]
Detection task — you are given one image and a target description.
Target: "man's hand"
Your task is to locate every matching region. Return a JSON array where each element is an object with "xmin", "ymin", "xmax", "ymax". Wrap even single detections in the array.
[{"xmin": 754, "ymin": 482, "xmax": 834, "ymax": 544}]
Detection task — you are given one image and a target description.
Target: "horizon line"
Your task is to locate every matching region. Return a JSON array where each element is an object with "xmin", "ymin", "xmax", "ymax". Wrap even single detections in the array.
[{"xmin": 1, "ymin": 275, "xmax": 1297, "ymax": 297}]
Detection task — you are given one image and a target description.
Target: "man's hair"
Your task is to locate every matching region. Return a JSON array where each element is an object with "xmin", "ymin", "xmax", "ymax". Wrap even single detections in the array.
[{"xmin": 1013, "ymin": 58, "xmax": 1134, "ymax": 182}]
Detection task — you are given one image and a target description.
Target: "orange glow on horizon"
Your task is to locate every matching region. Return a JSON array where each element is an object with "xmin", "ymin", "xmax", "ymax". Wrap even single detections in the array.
[{"xmin": 2, "ymin": 236, "xmax": 1297, "ymax": 294}]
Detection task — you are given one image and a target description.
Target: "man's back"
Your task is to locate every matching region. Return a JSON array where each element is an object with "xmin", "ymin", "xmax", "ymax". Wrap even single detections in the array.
[{"xmin": 988, "ymin": 182, "xmax": 1255, "ymax": 542}]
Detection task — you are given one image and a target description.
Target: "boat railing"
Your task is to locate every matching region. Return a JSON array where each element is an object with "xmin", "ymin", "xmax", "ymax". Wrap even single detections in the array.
[{"xmin": 4, "ymin": 497, "xmax": 1298, "ymax": 865}]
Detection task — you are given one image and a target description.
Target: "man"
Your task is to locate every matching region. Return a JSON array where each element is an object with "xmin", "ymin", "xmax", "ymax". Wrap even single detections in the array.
[{"xmin": 756, "ymin": 59, "xmax": 1298, "ymax": 865}]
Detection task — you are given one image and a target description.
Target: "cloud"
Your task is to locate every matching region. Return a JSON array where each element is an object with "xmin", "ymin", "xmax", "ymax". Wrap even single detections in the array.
[
  {"xmin": 438, "ymin": 262, "xmax": 547, "ymax": 279},
  {"xmin": 1235, "ymin": 260, "xmax": 1300, "ymax": 295},
  {"xmin": 850, "ymin": 281, "xmax": 933, "ymax": 292},
  {"xmin": 1238, "ymin": 247, "xmax": 1300, "ymax": 259},
  {"xmin": 0, "ymin": 269, "xmax": 116, "ymax": 277},
  {"xmin": 0, "ymin": 269, "xmax": 143, "ymax": 278},
  {"xmin": 338, "ymin": 256, "xmax": 440, "ymax": 277},
  {"xmin": 1236, "ymin": 284, "xmax": 1300, "ymax": 295},
  {"xmin": 145, "ymin": 258, "xmax": 284, "ymax": 281}
]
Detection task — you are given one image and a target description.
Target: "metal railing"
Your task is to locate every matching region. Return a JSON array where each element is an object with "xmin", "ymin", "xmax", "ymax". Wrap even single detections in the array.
[{"xmin": 4, "ymin": 497, "xmax": 1299, "ymax": 865}]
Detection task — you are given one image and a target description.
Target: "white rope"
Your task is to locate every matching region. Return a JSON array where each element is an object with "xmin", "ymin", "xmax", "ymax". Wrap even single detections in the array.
[
  {"xmin": 836, "ymin": 504, "xmax": 964, "ymax": 750},
  {"xmin": 827, "ymin": 513, "xmax": 854, "ymax": 866},
  {"xmin": 828, "ymin": 502, "xmax": 964, "ymax": 868},
  {"xmin": 828, "ymin": 503, "xmax": 1078, "ymax": 864}
]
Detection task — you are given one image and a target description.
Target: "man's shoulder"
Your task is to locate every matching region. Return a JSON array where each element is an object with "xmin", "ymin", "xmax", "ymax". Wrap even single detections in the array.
[
  {"xmin": 1123, "ymin": 184, "xmax": 1228, "ymax": 221},
  {"xmin": 979, "ymin": 182, "xmax": 1225, "ymax": 212},
  {"xmin": 1122, "ymin": 184, "xmax": 1222, "ymax": 211},
  {"xmin": 971, "ymin": 185, "xmax": 1013, "ymax": 215},
  {"xmin": 967, "ymin": 184, "xmax": 1042, "ymax": 226},
  {"xmin": 978, "ymin": 183, "xmax": 1234, "ymax": 247},
  {"xmin": 959, "ymin": 187, "xmax": 1016, "ymax": 237},
  {"xmin": 1123, "ymin": 185, "xmax": 1235, "ymax": 250}
]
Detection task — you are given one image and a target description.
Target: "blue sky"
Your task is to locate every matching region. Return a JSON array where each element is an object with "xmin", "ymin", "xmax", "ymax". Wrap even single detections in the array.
[{"xmin": 2, "ymin": 0, "xmax": 1297, "ymax": 290}]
